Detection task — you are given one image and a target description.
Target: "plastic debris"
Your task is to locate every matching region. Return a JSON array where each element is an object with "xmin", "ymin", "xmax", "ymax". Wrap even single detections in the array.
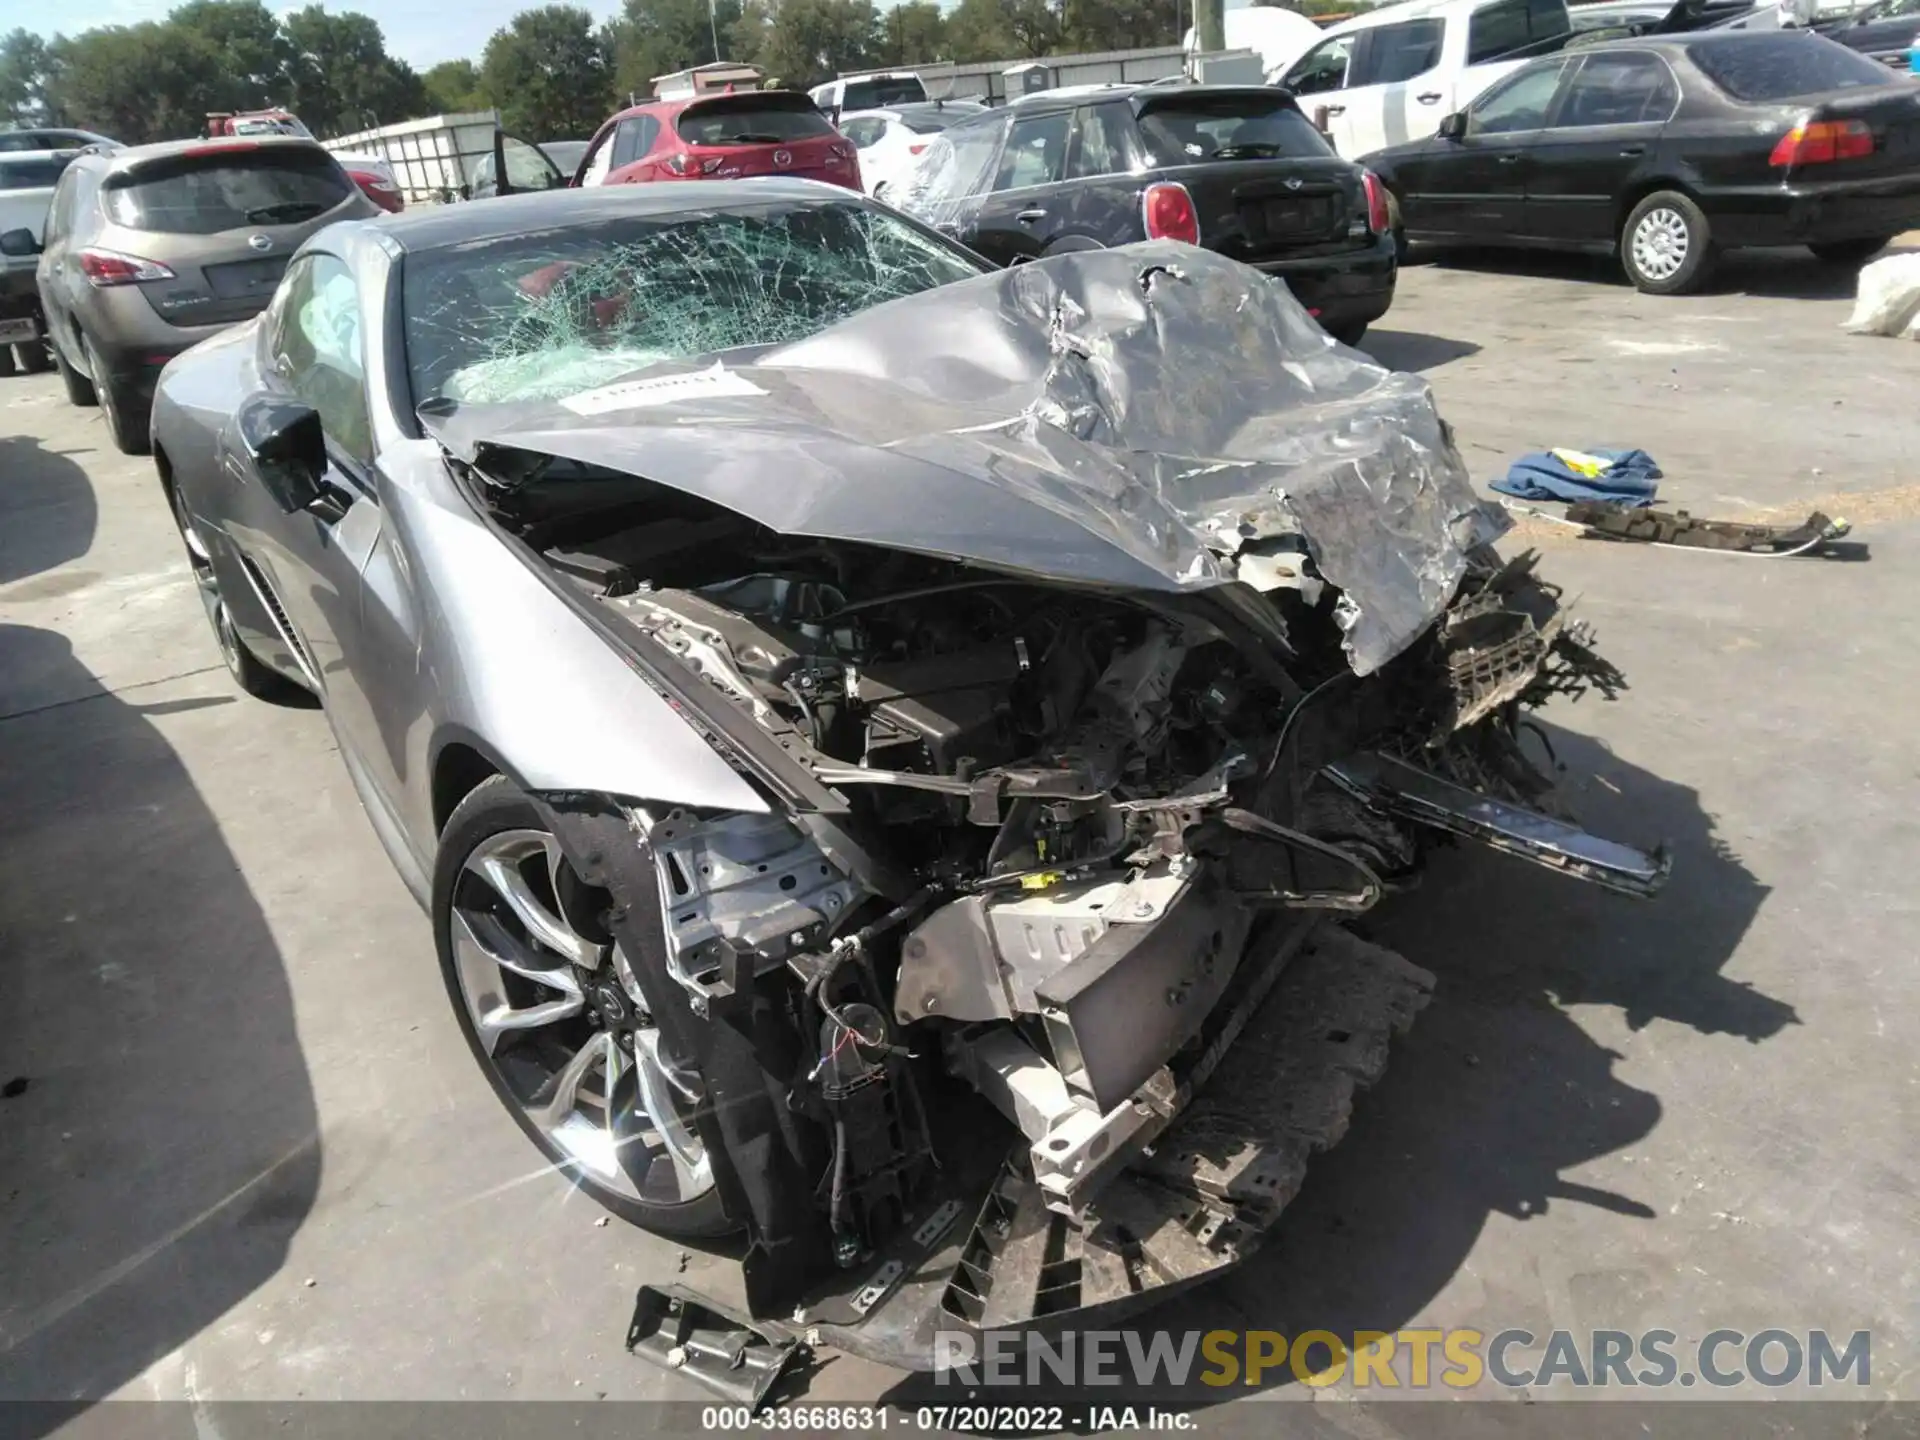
[{"xmin": 1842, "ymin": 252, "xmax": 1920, "ymax": 339}]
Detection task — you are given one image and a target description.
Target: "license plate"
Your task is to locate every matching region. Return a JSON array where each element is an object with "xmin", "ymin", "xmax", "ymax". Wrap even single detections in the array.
[
  {"xmin": 0, "ymin": 317, "xmax": 37, "ymax": 344},
  {"xmin": 1259, "ymin": 196, "xmax": 1335, "ymax": 237}
]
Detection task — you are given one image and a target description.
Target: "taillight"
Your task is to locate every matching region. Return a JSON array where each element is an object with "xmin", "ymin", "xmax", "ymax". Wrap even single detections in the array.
[
  {"xmin": 1142, "ymin": 181, "xmax": 1200, "ymax": 244},
  {"xmin": 1363, "ymin": 169, "xmax": 1390, "ymax": 234},
  {"xmin": 78, "ymin": 248, "xmax": 175, "ymax": 286},
  {"xmin": 1770, "ymin": 119, "xmax": 1874, "ymax": 167},
  {"xmin": 908, "ymin": 143, "xmax": 928, "ymax": 155},
  {"xmin": 663, "ymin": 152, "xmax": 724, "ymax": 177}
]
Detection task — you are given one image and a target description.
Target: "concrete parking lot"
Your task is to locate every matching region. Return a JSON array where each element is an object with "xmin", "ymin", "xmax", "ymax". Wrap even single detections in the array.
[{"xmin": 2, "ymin": 243, "xmax": 1918, "ymax": 1431}]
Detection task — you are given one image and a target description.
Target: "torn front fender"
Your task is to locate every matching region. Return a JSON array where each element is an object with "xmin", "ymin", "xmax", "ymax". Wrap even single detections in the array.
[{"xmin": 424, "ymin": 242, "xmax": 1505, "ymax": 675}]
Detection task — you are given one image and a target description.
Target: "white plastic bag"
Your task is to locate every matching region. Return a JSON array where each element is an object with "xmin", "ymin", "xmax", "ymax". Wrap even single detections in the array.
[{"xmin": 1843, "ymin": 251, "xmax": 1920, "ymax": 339}]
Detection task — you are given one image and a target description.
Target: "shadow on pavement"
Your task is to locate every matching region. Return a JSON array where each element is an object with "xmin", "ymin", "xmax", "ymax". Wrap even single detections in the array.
[
  {"xmin": 0, "ymin": 449, "xmax": 319, "ymax": 1434},
  {"xmin": 1418, "ymin": 243, "xmax": 1872, "ymax": 303},
  {"xmin": 1356, "ymin": 329, "xmax": 1482, "ymax": 372},
  {"xmin": 0, "ymin": 437, "xmax": 98, "ymax": 588},
  {"xmin": 884, "ymin": 722, "xmax": 1788, "ymax": 1417}
]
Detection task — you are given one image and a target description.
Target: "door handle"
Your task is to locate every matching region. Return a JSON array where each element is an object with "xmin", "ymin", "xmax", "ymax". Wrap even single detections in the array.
[
  {"xmin": 1016, "ymin": 208, "xmax": 1047, "ymax": 223},
  {"xmin": 1324, "ymin": 104, "xmax": 1346, "ymax": 117},
  {"xmin": 1498, "ymin": 153, "xmax": 1523, "ymax": 164},
  {"xmin": 1620, "ymin": 145, "xmax": 1646, "ymax": 157},
  {"xmin": 1416, "ymin": 92, "xmax": 1443, "ymax": 104}
]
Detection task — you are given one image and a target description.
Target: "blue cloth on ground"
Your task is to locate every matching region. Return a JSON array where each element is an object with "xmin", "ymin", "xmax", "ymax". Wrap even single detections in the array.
[{"xmin": 1492, "ymin": 448, "xmax": 1662, "ymax": 506}]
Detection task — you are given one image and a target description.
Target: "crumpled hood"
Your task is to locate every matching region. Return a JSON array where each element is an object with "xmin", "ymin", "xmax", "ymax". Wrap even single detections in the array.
[{"xmin": 424, "ymin": 241, "xmax": 1505, "ymax": 674}]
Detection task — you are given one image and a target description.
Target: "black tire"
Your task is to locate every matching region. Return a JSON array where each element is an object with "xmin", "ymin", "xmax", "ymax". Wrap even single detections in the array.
[
  {"xmin": 1393, "ymin": 228, "xmax": 1412, "ymax": 267},
  {"xmin": 433, "ymin": 776, "xmax": 736, "ymax": 1239},
  {"xmin": 0, "ymin": 344, "xmax": 14, "ymax": 378},
  {"xmin": 19, "ymin": 339, "xmax": 51, "ymax": 374},
  {"xmin": 1328, "ymin": 322, "xmax": 1369, "ymax": 348},
  {"xmin": 166, "ymin": 479, "xmax": 306, "ymax": 703},
  {"xmin": 52, "ymin": 336, "xmax": 96, "ymax": 406},
  {"xmin": 1620, "ymin": 191, "xmax": 1715, "ymax": 295},
  {"xmin": 1809, "ymin": 236, "xmax": 1891, "ymax": 266},
  {"xmin": 85, "ymin": 335, "xmax": 150, "ymax": 455}
]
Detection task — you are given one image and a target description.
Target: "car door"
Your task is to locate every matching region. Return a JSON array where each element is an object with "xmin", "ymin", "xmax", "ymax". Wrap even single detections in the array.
[
  {"xmin": 1521, "ymin": 51, "xmax": 1680, "ymax": 246},
  {"xmin": 232, "ymin": 252, "xmax": 389, "ymax": 777},
  {"xmin": 1346, "ymin": 17, "xmax": 1449, "ymax": 156},
  {"xmin": 1407, "ymin": 59, "xmax": 1572, "ymax": 239},
  {"xmin": 901, "ymin": 112, "xmax": 1009, "ymax": 251},
  {"xmin": 1280, "ymin": 33, "xmax": 1360, "ymax": 153},
  {"xmin": 968, "ymin": 109, "xmax": 1074, "ymax": 265},
  {"xmin": 36, "ymin": 160, "xmax": 94, "ymax": 368}
]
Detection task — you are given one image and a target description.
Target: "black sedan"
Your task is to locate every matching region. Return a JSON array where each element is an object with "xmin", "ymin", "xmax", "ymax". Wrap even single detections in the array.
[
  {"xmin": 895, "ymin": 84, "xmax": 1396, "ymax": 345},
  {"xmin": 1816, "ymin": 0, "xmax": 1920, "ymax": 72},
  {"xmin": 1361, "ymin": 31, "xmax": 1920, "ymax": 294}
]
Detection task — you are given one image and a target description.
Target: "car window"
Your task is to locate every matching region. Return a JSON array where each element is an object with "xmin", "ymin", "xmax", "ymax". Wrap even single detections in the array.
[
  {"xmin": 502, "ymin": 135, "xmax": 562, "ymax": 191},
  {"xmin": 1470, "ymin": 60, "xmax": 1569, "ymax": 133},
  {"xmin": 1065, "ymin": 103, "xmax": 1135, "ymax": 179},
  {"xmin": 993, "ymin": 111, "xmax": 1070, "ymax": 191},
  {"xmin": 102, "ymin": 146, "xmax": 353, "ymax": 235},
  {"xmin": 843, "ymin": 77, "xmax": 928, "ymax": 110},
  {"xmin": 1555, "ymin": 52, "xmax": 1679, "ymax": 127},
  {"xmin": 0, "ymin": 154, "xmax": 75, "ymax": 189},
  {"xmin": 400, "ymin": 196, "xmax": 990, "ymax": 408},
  {"xmin": 275, "ymin": 254, "xmax": 373, "ymax": 468},
  {"xmin": 1135, "ymin": 94, "xmax": 1331, "ymax": 166},
  {"xmin": 1468, "ymin": 0, "xmax": 1569, "ymax": 64},
  {"xmin": 900, "ymin": 117, "xmax": 1005, "ymax": 211},
  {"xmin": 1691, "ymin": 34, "xmax": 1894, "ymax": 101},
  {"xmin": 611, "ymin": 115, "xmax": 661, "ymax": 168},
  {"xmin": 677, "ymin": 100, "xmax": 837, "ymax": 146},
  {"xmin": 1284, "ymin": 36, "xmax": 1356, "ymax": 95},
  {"xmin": 842, "ymin": 117, "xmax": 888, "ymax": 149},
  {"xmin": 579, "ymin": 130, "xmax": 616, "ymax": 186},
  {"xmin": 41, "ymin": 166, "xmax": 79, "ymax": 246},
  {"xmin": 1357, "ymin": 19, "xmax": 1447, "ymax": 86}
]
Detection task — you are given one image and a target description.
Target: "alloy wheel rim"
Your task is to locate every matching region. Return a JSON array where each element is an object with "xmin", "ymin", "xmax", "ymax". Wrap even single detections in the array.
[
  {"xmin": 1632, "ymin": 208, "xmax": 1689, "ymax": 282},
  {"xmin": 449, "ymin": 827, "xmax": 713, "ymax": 1205}
]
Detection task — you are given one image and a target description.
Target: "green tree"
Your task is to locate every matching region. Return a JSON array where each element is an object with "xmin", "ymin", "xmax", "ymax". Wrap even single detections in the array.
[
  {"xmin": 606, "ymin": 0, "xmax": 743, "ymax": 105},
  {"xmin": 423, "ymin": 58, "xmax": 483, "ymax": 114},
  {"xmin": 43, "ymin": 22, "xmax": 225, "ymax": 143},
  {"xmin": 740, "ymin": 0, "xmax": 876, "ymax": 91},
  {"xmin": 282, "ymin": 6, "xmax": 427, "ymax": 136},
  {"xmin": 0, "ymin": 29, "xmax": 55, "ymax": 125},
  {"xmin": 876, "ymin": 1, "xmax": 947, "ymax": 65},
  {"xmin": 480, "ymin": 7, "xmax": 613, "ymax": 138},
  {"xmin": 170, "ymin": 0, "xmax": 291, "ymax": 111},
  {"xmin": 942, "ymin": 0, "xmax": 1016, "ymax": 62}
]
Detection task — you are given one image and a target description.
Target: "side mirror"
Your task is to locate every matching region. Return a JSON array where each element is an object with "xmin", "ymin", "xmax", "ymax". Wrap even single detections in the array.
[
  {"xmin": 0, "ymin": 227, "xmax": 40, "ymax": 258},
  {"xmin": 1438, "ymin": 111, "xmax": 1468, "ymax": 141},
  {"xmin": 238, "ymin": 396, "xmax": 328, "ymax": 514}
]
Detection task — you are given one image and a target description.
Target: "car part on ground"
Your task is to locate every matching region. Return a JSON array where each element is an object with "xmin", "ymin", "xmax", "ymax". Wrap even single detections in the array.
[
  {"xmin": 1563, "ymin": 500, "xmax": 1856, "ymax": 553},
  {"xmin": 29, "ymin": 135, "xmax": 376, "ymax": 454},
  {"xmin": 1844, "ymin": 248, "xmax": 1920, "ymax": 335},
  {"xmin": 149, "ymin": 184, "xmax": 1670, "ymax": 1383},
  {"xmin": 1362, "ymin": 31, "xmax": 1920, "ymax": 295},
  {"xmin": 894, "ymin": 84, "xmax": 1398, "ymax": 344}
]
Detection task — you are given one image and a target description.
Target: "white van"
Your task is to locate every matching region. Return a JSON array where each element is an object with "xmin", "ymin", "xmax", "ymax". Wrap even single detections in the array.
[
  {"xmin": 1277, "ymin": 0, "xmax": 1573, "ymax": 158},
  {"xmin": 808, "ymin": 71, "xmax": 929, "ymax": 121}
]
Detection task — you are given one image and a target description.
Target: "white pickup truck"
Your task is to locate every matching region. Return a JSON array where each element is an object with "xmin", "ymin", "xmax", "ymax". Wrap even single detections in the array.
[
  {"xmin": 1278, "ymin": 0, "xmax": 1576, "ymax": 158},
  {"xmin": 0, "ymin": 149, "xmax": 83, "ymax": 374}
]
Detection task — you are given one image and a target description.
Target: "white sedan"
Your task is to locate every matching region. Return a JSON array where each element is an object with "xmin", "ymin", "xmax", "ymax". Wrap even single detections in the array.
[{"xmin": 837, "ymin": 100, "xmax": 986, "ymax": 200}]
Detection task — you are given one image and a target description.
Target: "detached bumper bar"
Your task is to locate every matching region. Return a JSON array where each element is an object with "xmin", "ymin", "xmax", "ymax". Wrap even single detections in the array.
[{"xmin": 1326, "ymin": 751, "xmax": 1671, "ymax": 898}]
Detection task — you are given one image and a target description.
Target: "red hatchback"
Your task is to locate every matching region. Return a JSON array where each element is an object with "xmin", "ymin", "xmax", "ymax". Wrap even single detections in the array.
[{"xmin": 575, "ymin": 91, "xmax": 861, "ymax": 191}]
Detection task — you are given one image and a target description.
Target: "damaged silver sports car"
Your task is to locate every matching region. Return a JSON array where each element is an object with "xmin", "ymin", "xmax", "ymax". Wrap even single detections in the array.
[{"xmin": 150, "ymin": 182, "xmax": 1669, "ymax": 1383}]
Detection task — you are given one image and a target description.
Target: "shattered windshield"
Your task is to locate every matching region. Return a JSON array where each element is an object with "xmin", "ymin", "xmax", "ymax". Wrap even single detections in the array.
[{"xmin": 402, "ymin": 197, "xmax": 990, "ymax": 408}]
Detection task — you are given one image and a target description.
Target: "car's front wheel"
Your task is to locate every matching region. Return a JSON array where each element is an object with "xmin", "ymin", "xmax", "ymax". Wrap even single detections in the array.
[
  {"xmin": 167, "ymin": 479, "xmax": 305, "ymax": 702},
  {"xmin": 434, "ymin": 777, "xmax": 733, "ymax": 1238},
  {"xmin": 1621, "ymin": 191, "xmax": 1715, "ymax": 295},
  {"xmin": 1809, "ymin": 236, "xmax": 1891, "ymax": 266}
]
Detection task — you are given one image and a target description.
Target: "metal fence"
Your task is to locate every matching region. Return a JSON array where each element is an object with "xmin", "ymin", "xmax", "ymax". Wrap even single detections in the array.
[{"xmin": 917, "ymin": 46, "xmax": 1195, "ymax": 105}]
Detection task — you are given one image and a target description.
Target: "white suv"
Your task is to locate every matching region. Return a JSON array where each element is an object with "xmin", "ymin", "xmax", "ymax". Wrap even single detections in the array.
[{"xmin": 1279, "ymin": 0, "xmax": 1573, "ymax": 158}]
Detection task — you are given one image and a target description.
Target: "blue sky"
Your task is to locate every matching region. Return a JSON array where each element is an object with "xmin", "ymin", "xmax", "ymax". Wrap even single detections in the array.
[{"xmin": 0, "ymin": 0, "xmax": 634, "ymax": 69}]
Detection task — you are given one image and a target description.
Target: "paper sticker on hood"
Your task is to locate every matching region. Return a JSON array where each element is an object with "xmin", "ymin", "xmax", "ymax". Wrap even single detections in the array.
[{"xmin": 426, "ymin": 242, "xmax": 1506, "ymax": 675}]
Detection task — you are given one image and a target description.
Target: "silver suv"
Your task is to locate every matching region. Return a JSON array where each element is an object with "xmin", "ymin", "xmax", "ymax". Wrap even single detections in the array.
[{"xmin": 0, "ymin": 136, "xmax": 375, "ymax": 454}]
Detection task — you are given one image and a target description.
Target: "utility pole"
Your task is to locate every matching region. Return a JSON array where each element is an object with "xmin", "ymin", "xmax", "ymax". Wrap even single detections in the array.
[
  {"xmin": 709, "ymin": 0, "xmax": 722, "ymax": 62},
  {"xmin": 1192, "ymin": 0, "xmax": 1225, "ymax": 53}
]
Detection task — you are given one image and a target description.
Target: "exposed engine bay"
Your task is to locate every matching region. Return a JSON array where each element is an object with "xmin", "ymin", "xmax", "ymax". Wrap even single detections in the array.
[{"xmin": 475, "ymin": 463, "xmax": 1667, "ymax": 1324}]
